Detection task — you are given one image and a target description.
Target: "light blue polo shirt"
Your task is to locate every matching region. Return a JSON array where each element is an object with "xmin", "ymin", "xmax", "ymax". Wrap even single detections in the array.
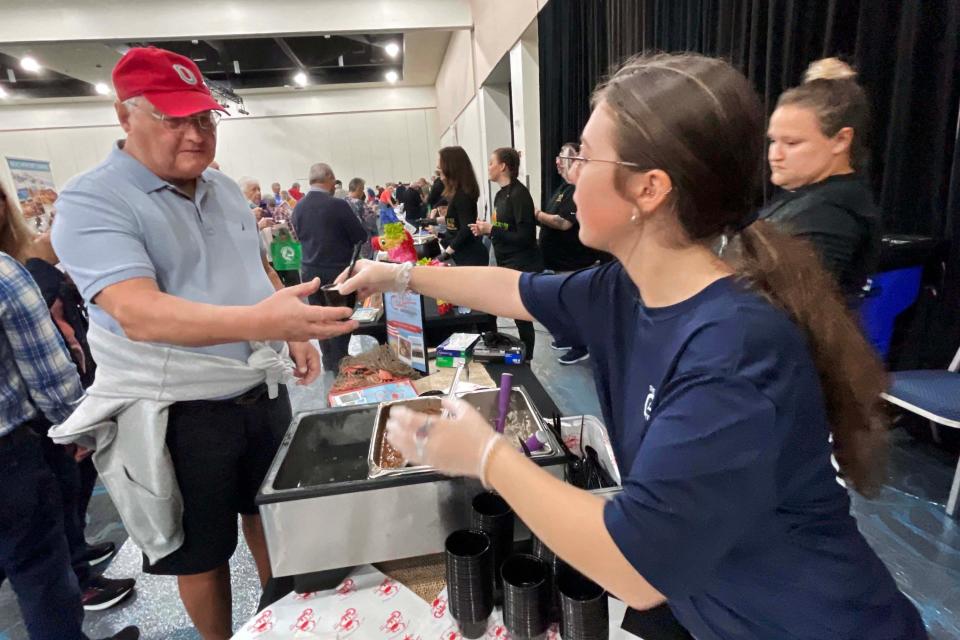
[{"xmin": 52, "ymin": 143, "xmax": 277, "ymax": 362}]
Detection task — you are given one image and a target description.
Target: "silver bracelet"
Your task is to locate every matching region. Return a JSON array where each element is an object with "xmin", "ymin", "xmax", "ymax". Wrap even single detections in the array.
[
  {"xmin": 392, "ymin": 261, "xmax": 414, "ymax": 292},
  {"xmin": 479, "ymin": 435, "xmax": 502, "ymax": 489}
]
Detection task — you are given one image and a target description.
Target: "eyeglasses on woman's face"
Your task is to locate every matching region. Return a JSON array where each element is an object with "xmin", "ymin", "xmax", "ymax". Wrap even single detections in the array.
[{"xmin": 557, "ymin": 154, "xmax": 643, "ymax": 171}]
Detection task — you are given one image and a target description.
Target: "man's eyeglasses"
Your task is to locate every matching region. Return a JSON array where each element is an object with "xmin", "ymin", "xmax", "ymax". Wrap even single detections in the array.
[{"xmin": 133, "ymin": 103, "xmax": 222, "ymax": 132}]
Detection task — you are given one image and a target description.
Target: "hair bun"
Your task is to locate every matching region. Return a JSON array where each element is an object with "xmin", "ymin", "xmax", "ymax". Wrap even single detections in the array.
[{"xmin": 803, "ymin": 57, "xmax": 857, "ymax": 83}]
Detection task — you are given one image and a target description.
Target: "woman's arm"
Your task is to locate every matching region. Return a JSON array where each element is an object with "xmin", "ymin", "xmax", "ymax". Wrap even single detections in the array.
[
  {"xmin": 338, "ymin": 261, "xmax": 534, "ymax": 321},
  {"xmin": 536, "ymin": 210, "xmax": 574, "ymax": 231},
  {"xmin": 486, "ymin": 444, "xmax": 666, "ymax": 609},
  {"xmin": 383, "ymin": 401, "xmax": 667, "ymax": 610}
]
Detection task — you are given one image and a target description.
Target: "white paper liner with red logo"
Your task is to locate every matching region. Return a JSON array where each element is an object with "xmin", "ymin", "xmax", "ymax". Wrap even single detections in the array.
[{"xmin": 233, "ymin": 565, "xmax": 635, "ymax": 639}]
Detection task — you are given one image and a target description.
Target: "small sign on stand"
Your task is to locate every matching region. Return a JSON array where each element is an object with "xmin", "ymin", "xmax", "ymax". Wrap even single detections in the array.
[{"xmin": 384, "ymin": 290, "xmax": 429, "ymax": 374}]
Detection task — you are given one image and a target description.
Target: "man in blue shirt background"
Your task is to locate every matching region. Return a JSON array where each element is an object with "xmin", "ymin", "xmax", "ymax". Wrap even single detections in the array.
[{"xmin": 292, "ymin": 162, "xmax": 368, "ymax": 372}]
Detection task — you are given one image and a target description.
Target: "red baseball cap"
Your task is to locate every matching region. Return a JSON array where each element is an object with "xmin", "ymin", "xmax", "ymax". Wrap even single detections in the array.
[{"xmin": 112, "ymin": 47, "xmax": 228, "ymax": 117}]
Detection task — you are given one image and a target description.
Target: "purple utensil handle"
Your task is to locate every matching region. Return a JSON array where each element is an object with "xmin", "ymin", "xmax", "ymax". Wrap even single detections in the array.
[
  {"xmin": 524, "ymin": 432, "xmax": 544, "ymax": 452},
  {"xmin": 495, "ymin": 373, "xmax": 513, "ymax": 434}
]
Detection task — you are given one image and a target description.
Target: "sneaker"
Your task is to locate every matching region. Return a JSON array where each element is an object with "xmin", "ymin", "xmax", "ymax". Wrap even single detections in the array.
[
  {"xmin": 550, "ymin": 340, "xmax": 571, "ymax": 351},
  {"xmin": 558, "ymin": 347, "xmax": 590, "ymax": 365},
  {"xmin": 102, "ymin": 627, "xmax": 140, "ymax": 640},
  {"xmin": 82, "ymin": 576, "xmax": 135, "ymax": 611},
  {"xmin": 75, "ymin": 541, "xmax": 116, "ymax": 566}
]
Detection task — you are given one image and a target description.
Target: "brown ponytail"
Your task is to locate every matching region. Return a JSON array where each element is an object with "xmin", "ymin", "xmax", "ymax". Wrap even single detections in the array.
[
  {"xmin": 728, "ymin": 221, "xmax": 888, "ymax": 494},
  {"xmin": 597, "ymin": 53, "xmax": 888, "ymax": 495}
]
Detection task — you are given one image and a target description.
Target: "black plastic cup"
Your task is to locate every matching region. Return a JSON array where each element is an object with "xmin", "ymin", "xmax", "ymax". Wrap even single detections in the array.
[
  {"xmin": 501, "ymin": 554, "xmax": 551, "ymax": 640},
  {"xmin": 445, "ymin": 529, "xmax": 494, "ymax": 639},
  {"xmin": 471, "ymin": 492, "xmax": 515, "ymax": 602},
  {"xmin": 558, "ymin": 568, "xmax": 608, "ymax": 640},
  {"xmin": 531, "ymin": 535, "xmax": 564, "ymax": 623},
  {"xmin": 320, "ymin": 284, "xmax": 357, "ymax": 309}
]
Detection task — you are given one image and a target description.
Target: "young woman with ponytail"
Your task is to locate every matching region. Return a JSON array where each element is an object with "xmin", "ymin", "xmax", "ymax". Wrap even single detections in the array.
[
  {"xmin": 338, "ymin": 53, "xmax": 926, "ymax": 639},
  {"xmin": 763, "ymin": 58, "xmax": 880, "ymax": 300}
]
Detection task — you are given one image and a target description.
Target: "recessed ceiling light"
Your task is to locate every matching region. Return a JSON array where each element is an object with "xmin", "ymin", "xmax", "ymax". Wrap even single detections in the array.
[
  {"xmin": 95, "ymin": 82, "xmax": 111, "ymax": 95},
  {"xmin": 0, "ymin": 86, "xmax": 8, "ymax": 99},
  {"xmin": 385, "ymin": 42, "xmax": 400, "ymax": 58},
  {"xmin": 293, "ymin": 71, "xmax": 308, "ymax": 87},
  {"xmin": 233, "ymin": 60, "xmax": 241, "ymax": 74},
  {"xmin": 385, "ymin": 70, "xmax": 399, "ymax": 83},
  {"xmin": 20, "ymin": 56, "xmax": 41, "ymax": 72}
]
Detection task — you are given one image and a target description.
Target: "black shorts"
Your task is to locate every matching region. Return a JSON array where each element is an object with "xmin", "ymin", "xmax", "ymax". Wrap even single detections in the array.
[{"xmin": 144, "ymin": 384, "xmax": 291, "ymax": 576}]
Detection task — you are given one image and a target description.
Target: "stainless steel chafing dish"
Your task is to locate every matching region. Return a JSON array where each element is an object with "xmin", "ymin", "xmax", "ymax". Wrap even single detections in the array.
[
  {"xmin": 256, "ymin": 394, "xmax": 567, "ymax": 578},
  {"xmin": 368, "ymin": 387, "xmax": 556, "ymax": 479}
]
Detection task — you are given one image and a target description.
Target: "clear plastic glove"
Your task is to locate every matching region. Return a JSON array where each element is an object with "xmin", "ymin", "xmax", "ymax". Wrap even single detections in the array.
[
  {"xmin": 385, "ymin": 398, "xmax": 500, "ymax": 479},
  {"xmin": 336, "ymin": 259, "xmax": 411, "ymax": 300}
]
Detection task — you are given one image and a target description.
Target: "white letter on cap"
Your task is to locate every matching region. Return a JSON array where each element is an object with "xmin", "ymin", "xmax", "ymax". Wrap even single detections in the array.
[{"xmin": 172, "ymin": 64, "xmax": 198, "ymax": 85}]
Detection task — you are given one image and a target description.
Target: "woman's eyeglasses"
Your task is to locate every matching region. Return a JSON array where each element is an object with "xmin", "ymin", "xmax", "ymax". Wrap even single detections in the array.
[{"xmin": 557, "ymin": 154, "xmax": 644, "ymax": 170}]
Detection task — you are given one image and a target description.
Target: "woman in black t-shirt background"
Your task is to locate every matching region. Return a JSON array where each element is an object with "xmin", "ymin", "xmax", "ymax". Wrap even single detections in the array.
[
  {"xmin": 435, "ymin": 146, "xmax": 488, "ymax": 267},
  {"xmin": 471, "ymin": 147, "xmax": 543, "ymax": 359},
  {"xmin": 762, "ymin": 58, "xmax": 879, "ymax": 302}
]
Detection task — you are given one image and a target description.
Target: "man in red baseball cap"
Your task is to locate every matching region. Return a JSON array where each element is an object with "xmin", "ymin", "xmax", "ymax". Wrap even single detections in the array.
[{"xmin": 51, "ymin": 47, "xmax": 358, "ymax": 640}]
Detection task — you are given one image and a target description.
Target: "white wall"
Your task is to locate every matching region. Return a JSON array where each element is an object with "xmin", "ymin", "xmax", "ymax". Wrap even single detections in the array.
[
  {"xmin": 0, "ymin": 87, "xmax": 440, "ymax": 192},
  {"xmin": 470, "ymin": 0, "xmax": 541, "ymax": 89},
  {"xmin": 434, "ymin": 29, "xmax": 476, "ymax": 136},
  {"xmin": 509, "ymin": 32, "xmax": 542, "ymax": 207},
  {"xmin": 479, "ymin": 84, "xmax": 512, "ymax": 209},
  {"xmin": 0, "ymin": 0, "xmax": 472, "ymax": 43}
]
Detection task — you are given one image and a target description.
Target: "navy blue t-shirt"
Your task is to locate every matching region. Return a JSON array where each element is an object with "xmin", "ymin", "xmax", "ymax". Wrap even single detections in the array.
[{"xmin": 519, "ymin": 263, "xmax": 925, "ymax": 640}]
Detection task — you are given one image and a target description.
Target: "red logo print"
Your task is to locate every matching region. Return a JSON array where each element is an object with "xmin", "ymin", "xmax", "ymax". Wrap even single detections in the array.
[
  {"xmin": 546, "ymin": 623, "xmax": 560, "ymax": 640},
  {"xmin": 440, "ymin": 628, "xmax": 463, "ymax": 640},
  {"xmin": 335, "ymin": 607, "xmax": 362, "ymax": 637},
  {"xmin": 487, "ymin": 624, "xmax": 510, "ymax": 639},
  {"xmin": 381, "ymin": 610, "xmax": 408, "ymax": 637},
  {"xmin": 336, "ymin": 578, "xmax": 357, "ymax": 598},
  {"xmin": 294, "ymin": 591, "xmax": 319, "ymax": 601},
  {"xmin": 431, "ymin": 595, "xmax": 448, "ymax": 619},
  {"xmin": 246, "ymin": 609, "xmax": 274, "ymax": 634},
  {"xmin": 291, "ymin": 608, "xmax": 317, "ymax": 632},
  {"xmin": 376, "ymin": 578, "xmax": 400, "ymax": 601}
]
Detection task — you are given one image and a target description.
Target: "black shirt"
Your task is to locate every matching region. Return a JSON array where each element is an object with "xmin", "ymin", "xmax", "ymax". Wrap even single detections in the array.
[
  {"xmin": 399, "ymin": 186, "xmax": 424, "ymax": 219},
  {"xmin": 291, "ymin": 189, "xmax": 368, "ymax": 269},
  {"xmin": 427, "ymin": 177, "xmax": 446, "ymax": 208},
  {"xmin": 538, "ymin": 182, "xmax": 602, "ymax": 272},
  {"xmin": 444, "ymin": 190, "xmax": 488, "ymax": 266},
  {"xmin": 759, "ymin": 173, "xmax": 880, "ymax": 297},
  {"xmin": 491, "ymin": 179, "xmax": 543, "ymax": 272}
]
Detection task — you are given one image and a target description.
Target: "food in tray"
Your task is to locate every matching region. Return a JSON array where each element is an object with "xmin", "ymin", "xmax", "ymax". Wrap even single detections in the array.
[
  {"xmin": 373, "ymin": 397, "xmax": 538, "ymax": 470},
  {"xmin": 377, "ymin": 405, "xmax": 443, "ymax": 469}
]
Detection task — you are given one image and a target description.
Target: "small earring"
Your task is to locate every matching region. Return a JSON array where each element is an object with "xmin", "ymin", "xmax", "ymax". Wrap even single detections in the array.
[
  {"xmin": 718, "ymin": 234, "xmax": 729, "ymax": 257},
  {"xmin": 630, "ymin": 211, "xmax": 640, "ymax": 225}
]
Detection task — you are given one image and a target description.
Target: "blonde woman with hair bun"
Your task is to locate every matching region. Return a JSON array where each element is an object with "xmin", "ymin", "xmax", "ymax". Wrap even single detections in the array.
[{"xmin": 762, "ymin": 56, "xmax": 879, "ymax": 300}]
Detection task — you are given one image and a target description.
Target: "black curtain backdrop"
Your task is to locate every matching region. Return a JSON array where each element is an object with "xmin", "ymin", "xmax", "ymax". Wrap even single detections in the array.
[{"xmin": 538, "ymin": 0, "xmax": 960, "ymax": 366}]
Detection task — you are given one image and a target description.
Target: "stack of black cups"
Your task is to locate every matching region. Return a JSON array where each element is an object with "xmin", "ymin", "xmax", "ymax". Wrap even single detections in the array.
[
  {"xmin": 445, "ymin": 529, "xmax": 495, "ymax": 639},
  {"xmin": 471, "ymin": 492, "xmax": 515, "ymax": 605},
  {"xmin": 558, "ymin": 568, "xmax": 609, "ymax": 640},
  {"xmin": 501, "ymin": 554, "xmax": 551, "ymax": 640},
  {"xmin": 531, "ymin": 534, "xmax": 564, "ymax": 623}
]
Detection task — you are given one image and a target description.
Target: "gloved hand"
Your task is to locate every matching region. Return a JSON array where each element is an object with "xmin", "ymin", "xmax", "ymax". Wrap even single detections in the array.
[
  {"xmin": 385, "ymin": 398, "xmax": 502, "ymax": 480},
  {"xmin": 336, "ymin": 259, "xmax": 412, "ymax": 299}
]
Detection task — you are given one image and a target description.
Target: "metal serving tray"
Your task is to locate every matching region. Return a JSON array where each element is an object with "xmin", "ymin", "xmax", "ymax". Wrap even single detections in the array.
[
  {"xmin": 367, "ymin": 386, "xmax": 555, "ymax": 479},
  {"xmin": 256, "ymin": 400, "xmax": 566, "ymax": 578}
]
